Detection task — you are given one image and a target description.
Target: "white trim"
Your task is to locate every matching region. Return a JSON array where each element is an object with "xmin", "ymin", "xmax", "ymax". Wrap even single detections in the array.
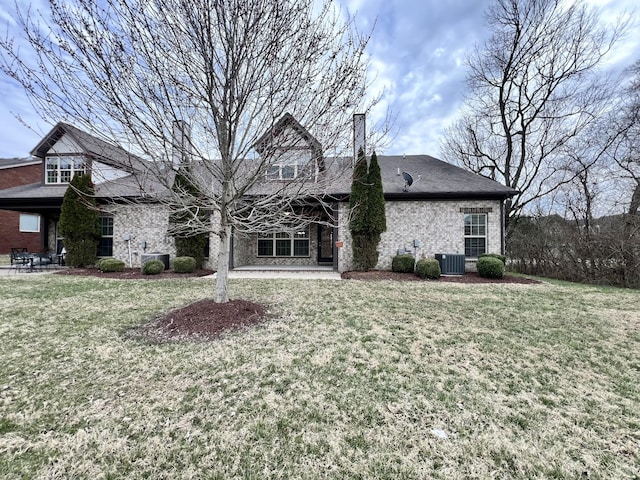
[{"xmin": 19, "ymin": 213, "xmax": 41, "ymax": 233}]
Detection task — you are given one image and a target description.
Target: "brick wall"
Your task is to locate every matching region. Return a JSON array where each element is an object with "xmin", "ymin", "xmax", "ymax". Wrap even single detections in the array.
[
  {"xmin": 0, "ymin": 162, "xmax": 41, "ymax": 189},
  {"xmin": 109, "ymin": 204, "xmax": 219, "ymax": 269},
  {"xmin": 0, "ymin": 162, "xmax": 43, "ymax": 254},
  {"xmin": 337, "ymin": 199, "xmax": 504, "ymax": 272}
]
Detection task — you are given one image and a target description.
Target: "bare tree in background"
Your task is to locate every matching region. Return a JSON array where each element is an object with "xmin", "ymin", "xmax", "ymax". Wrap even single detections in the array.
[
  {"xmin": 441, "ymin": 0, "xmax": 626, "ymax": 229},
  {"xmin": 508, "ymin": 60, "xmax": 640, "ymax": 287},
  {"xmin": 0, "ymin": 0, "xmax": 383, "ymax": 302}
]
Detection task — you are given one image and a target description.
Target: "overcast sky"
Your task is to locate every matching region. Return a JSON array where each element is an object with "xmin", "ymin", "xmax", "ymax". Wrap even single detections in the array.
[{"xmin": 0, "ymin": 0, "xmax": 637, "ymax": 159}]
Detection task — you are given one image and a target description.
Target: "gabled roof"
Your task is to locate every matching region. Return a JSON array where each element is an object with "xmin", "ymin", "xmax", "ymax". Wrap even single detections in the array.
[
  {"xmin": 254, "ymin": 113, "xmax": 323, "ymax": 169},
  {"xmin": 30, "ymin": 122, "xmax": 146, "ymax": 174},
  {"xmin": 304, "ymin": 154, "xmax": 517, "ymax": 200}
]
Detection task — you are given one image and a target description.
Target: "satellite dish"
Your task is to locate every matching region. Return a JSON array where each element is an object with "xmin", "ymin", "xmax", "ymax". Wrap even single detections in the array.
[{"xmin": 402, "ymin": 171, "xmax": 413, "ymax": 191}]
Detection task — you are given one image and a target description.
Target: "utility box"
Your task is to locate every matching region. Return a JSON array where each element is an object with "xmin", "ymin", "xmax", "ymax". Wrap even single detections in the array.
[
  {"xmin": 141, "ymin": 253, "xmax": 170, "ymax": 271},
  {"xmin": 435, "ymin": 253, "xmax": 465, "ymax": 275}
]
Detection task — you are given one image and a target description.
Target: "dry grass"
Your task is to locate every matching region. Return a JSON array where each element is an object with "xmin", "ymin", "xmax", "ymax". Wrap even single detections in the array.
[{"xmin": 0, "ymin": 275, "xmax": 638, "ymax": 479}]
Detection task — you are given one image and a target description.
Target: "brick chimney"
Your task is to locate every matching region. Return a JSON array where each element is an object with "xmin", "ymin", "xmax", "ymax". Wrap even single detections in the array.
[
  {"xmin": 353, "ymin": 113, "xmax": 365, "ymax": 166},
  {"xmin": 172, "ymin": 120, "xmax": 192, "ymax": 165}
]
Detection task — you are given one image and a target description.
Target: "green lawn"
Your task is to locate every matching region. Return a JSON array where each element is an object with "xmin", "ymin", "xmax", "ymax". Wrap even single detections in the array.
[{"xmin": 0, "ymin": 275, "xmax": 638, "ymax": 479}]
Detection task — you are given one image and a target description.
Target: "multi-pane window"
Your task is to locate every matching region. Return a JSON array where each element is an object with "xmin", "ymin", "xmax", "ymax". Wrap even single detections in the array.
[
  {"xmin": 464, "ymin": 213, "xmax": 486, "ymax": 257},
  {"xmin": 97, "ymin": 216, "xmax": 114, "ymax": 257},
  {"xmin": 45, "ymin": 156, "xmax": 87, "ymax": 184},
  {"xmin": 265, "ymin": 150, "xmax": 314, "ymax": 180},
  {"xmin": 257, "ymin": 226, "xmax": 310, "ymax": 257},
  {"xmin": 266, "ymin": 162, "xmax": 313, "ymax": 180}
]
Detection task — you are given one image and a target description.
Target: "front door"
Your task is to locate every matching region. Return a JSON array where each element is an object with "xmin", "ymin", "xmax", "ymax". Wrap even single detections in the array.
[{"xmin": 317, "ymin": 224, "xmax": 333, "ymax": 264}]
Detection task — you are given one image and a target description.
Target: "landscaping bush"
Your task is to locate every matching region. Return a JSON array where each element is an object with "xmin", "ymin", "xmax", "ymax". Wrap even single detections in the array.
[
  {"xmin": 142, "ymin": 259, "xmax": 165, "ymax": 275},
  {"xmin": 173, "ymin": 256, "xmax": 196, "ymax": 273},
  {"xmin": 479, "ymin": 253, "xmax": 506, "ymax": 264},
  {"xmin": 477, "ymin": 256, "xmax": 504, "ymax": 278},
  {"xmin": 416, "ymin": 258, "xmax": 441, "ymax": 279},
  {"xmin": 99, "ymin": 257, "xmax": 125, "ymax": 273},
  {"xmin": 392, "ymin": 254, "xmax": 415, "ymax": 273}
]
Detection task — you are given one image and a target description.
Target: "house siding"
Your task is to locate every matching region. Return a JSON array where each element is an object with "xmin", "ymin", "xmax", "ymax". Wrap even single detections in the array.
[{"xmin": 337, "ymin": 199, "xmax": 504, "ymax": 272}]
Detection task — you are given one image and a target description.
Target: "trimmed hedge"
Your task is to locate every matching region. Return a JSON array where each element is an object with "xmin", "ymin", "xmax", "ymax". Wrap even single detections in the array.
[
  {"xmin": 98, "ymin": 257, "xmax": 125, "ymax": 273},
  {"xmin": 416, "ymin": 258, "xmax": 441, "ymax": 279},
  {"xmin": 173, "ymin": 256, "xmax": 196, "ymax": 273},
  {"xmin": 392, "ymin": 254, "xmax": 415, "ymax": 273},
  {"xmin": 477, "ymin": 256, "xmax": 504, "ymax": 278},
  {"xmin": 479, "ymin": 253, "xmax": 506, "ymax": 264},
  {"xmin": 142, "ymin": 259, "xmax": 165, "ymax": 275}
]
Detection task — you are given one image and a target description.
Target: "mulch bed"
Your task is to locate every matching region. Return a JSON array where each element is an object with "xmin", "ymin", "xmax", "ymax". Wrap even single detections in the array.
[
  {"xmin": 58, "ymin": 267, "xmax": 538, "ymax": 342},
  {"xmin": 341, "ymin": 270, "xmax": 541, "ymax": 284},
  {"xmin": 141, "ymin": 299, "xmax": 267, "ymax": 342},
  {"xmin": 55, "ymin": 267, "xmax": 215, "ymax": 279}
]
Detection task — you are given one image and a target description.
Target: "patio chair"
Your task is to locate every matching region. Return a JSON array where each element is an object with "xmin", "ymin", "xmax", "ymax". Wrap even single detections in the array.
[
  {"xmin": 11, "ymin": 253, "xmax": 32, "ymax": 273},
  {"xmin": 10, "ymin": 247, "xmax": 28, "ymax": 265}
]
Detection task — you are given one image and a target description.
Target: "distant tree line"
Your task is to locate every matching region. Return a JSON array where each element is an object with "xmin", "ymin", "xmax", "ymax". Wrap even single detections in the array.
[{"xmin": 441, "ymin": 0, "xmax": 640, "ymax": 287}]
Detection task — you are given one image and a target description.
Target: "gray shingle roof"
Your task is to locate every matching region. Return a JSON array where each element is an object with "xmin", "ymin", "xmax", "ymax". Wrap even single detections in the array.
[
  {"xmin": 0, "ymin": 123, "xmax": 517, "ymax": 207},
  {"xmin": 30, "ymin": 122, "xmax": 147, "ymax": 174},
  {"xmin": 0, "ymin": 157, "xmax": 41, "ymax": 169},
  {"xmin": 376, "ymin": 155, "xmax": 516, "ymax": 199}
]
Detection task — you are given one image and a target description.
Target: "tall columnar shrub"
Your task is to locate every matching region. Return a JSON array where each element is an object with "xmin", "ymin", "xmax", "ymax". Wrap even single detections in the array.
[
  {"xmin": 366, "ymin": 151, "xmax": 386, "ymax": 236},
  {"xmin": 169, "ymin": 169, "xmax": 208, "ymax": 268},
  {"xmin": 58, "ymin": 174, "xmax": 101, "ymax": 267},
  {"xmin": 349, "ymin": 149, "xmax": 387, "ymax": 271}
]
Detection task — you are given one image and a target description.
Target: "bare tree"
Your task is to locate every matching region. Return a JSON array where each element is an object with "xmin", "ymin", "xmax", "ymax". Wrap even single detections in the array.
[
  {"xmin": 441, "ymin": 0, "xmax": 626, "ymax": 229},
  {"xmin": 0, "ymin": 0, "xmax": 382, "ymax": 302}
]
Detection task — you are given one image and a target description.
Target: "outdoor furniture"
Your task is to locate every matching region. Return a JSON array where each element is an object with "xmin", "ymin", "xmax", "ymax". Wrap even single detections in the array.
[
  {"xmin": 10, "ymin": 253, "xmax": 32, "ymax": 273},
  {"xmin": 10, "ymin": 247, "xmax": 28, "ymax": 265},
  {"xmin": 10, "ymin": 252, "xmax": 53, "ymax": 273},
  {"xmin": 31, "ymin": 253, "xmax": 53, "ymax": 271}
]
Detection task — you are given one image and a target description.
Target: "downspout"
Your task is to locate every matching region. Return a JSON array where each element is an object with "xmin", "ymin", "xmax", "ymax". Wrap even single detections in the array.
[
  {"xmin": 229, "ymin": 227, "xmax": 234, "ymax": 270},
  {"xmin": 500, "ymin": 200, "xmax": 505, "ymax": 256},
  {"xmin": 332, "ymin": 203, "xmax": 338, "ymax": 272}
]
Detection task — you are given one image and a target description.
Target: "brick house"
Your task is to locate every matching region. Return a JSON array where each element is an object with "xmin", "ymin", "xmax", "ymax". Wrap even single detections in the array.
[
  {"xmin": 0, "ymin": 157, "xmax": 43, "ymax": 254},
  {"xmin": 0, "ymin": 117, "xmax": 517, "ymax": 271}
]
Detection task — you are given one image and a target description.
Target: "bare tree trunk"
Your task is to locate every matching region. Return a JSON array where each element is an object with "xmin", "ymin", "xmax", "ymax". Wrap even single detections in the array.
[{"xmin": 215, "ymin": 223, "xmax": 231, "ymax": 304}]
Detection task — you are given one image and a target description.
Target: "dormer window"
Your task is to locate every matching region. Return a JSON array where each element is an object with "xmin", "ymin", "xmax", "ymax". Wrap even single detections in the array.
[
  {"xmin": 45, "ymin": 156, "xmax": 87, "ymax": 184},
  {"xmin": 265, "ymin": 151, "xmax": 314, "ymax": 180},
  {"xmin": 255, "ymin": 113, "xmax": 324, "ymax": 182}
]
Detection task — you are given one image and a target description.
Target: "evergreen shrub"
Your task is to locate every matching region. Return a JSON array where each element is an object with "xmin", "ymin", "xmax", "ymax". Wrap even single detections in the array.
[
  {"xmin": 173, "ymin": 256, "xmax": 196, "ymax": 273},
  {"xmin": 477, "ymin": 256, "xmax": 505, "ymax": 278},
  {"xmin": 99, "ymin": 258, "xmax": 125, "ymax": 273},
  {"xmin": 142, "ymin": 259, "xmax": 165, "ymax": 275},
  {"xmin": 392, "ymin": 254, "xmax": 415, "ymax": 273},
  {"xmin": 416, "ymin": 258, "xmax": 441, "ymax": 279},
  {"xmin": 479, "ymin": 253, "xmax": 506, "ymax": 264}
]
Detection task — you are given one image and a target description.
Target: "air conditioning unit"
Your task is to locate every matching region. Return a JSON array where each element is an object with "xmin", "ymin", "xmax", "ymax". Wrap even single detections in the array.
[{"xmin": 435, "ymin": 253, "xmax": 465, "ymax": 275}]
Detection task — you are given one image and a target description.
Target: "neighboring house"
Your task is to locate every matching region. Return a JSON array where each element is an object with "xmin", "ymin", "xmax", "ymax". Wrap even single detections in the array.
[
  {"xmin": 0, "ymin": 157, "xmax": 44, "ymax": 254},
  {"xmin": 0, "ymin": 117, "xmax": 517, "ymax": 271}
]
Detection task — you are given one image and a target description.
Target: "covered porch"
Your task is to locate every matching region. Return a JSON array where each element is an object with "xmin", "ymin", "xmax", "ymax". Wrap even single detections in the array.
[{"xmin": 230, "ymin": 212, "xmax": 339, "ymax": 271}]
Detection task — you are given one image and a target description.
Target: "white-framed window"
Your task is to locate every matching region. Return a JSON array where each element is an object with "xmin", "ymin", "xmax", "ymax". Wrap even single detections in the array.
[
  {"xmin": 19, "ymin": 214, "xmax": 41, "ymax": 232},
  {"xmin": 257, "ymin": 226, "xmax": 310, "ymax": 257},
  {"xmin": 45, "ymin": 155, "xmax": 87, "ymax": 184},
  {"xmin": 265, "ymin": 150, "xmax": 314, "ymax": 181},
  {"xmin": 464, "ymin": 213, "xmax": 487, "ymax": 257},
  {"xmin": 97, "ymin": 216, "xmax": 114, "ymax": 257}
]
